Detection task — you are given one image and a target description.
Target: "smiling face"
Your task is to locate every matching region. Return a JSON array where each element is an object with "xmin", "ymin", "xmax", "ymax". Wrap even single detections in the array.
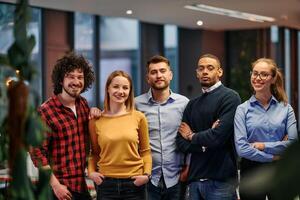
[
  {"xmin": 61, "ymin": 68, "xmax": 84, "ymax": 98},
  {"xmin": 147, "ymin": 62, "xmax": 173, "ymax": 91},
  {"xmin": 107, "ymin": 75, "xmax": 131, "ymax": 105},
  {"xmin": 251, "ymin": 61, "xmax": 275, "ymax": 94},
  {"xmin": 196, "ymin": 57, "xmax": 223, "ymax": 88}
]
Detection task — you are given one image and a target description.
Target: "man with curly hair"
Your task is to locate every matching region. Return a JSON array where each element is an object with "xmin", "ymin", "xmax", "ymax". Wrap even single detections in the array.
[{"xmin": 30, "ymin": 52, "xmax": 100, "ymax": 200}]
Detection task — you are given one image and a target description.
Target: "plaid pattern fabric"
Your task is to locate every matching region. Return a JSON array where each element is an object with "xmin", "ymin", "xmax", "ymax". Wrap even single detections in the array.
[{"xmin": 29, "ymin": 95, "xmax": 90, "ymax": 192}]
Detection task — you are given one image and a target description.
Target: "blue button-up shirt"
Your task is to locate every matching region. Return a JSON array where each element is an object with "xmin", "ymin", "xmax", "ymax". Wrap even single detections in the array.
[
  {"xmin": 234, "ymin": 95, "xmax": 298, "ymax": 162},
  {"xmin": 135, "ymin": 90, "xmax": 189, "ymax": 188}
]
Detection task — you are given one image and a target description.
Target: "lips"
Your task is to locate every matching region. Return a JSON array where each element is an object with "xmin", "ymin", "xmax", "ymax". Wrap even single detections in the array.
[
  {"xmin": 69, "ymin": 84, "xmax": 82, "ymax": 89},
  {"xmin": 252, "ymin": 80, "xmax": 264, "ymax": 87},
  {"xmin": 113, "ymin": 94, "xmax": 125, "ymax": 99},
  {"xmin": 201, "ymin": 77, "xmax": 210, "ymax": 81},
  {"xmin": 155, "ymin": 80, "xmax": 165, "ymax": 83}
]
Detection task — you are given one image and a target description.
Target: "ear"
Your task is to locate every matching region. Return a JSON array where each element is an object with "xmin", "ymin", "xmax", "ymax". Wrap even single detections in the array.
[
  {"xmin": 217, "ymin": 67, "xmax": 223, "ymax": 78},
  {"xmin": 169, "ymin": 70, "xmax": 173, "ymax": 81},
  {"xmin": 146, "ymin": 74, "xmax": 150, "ymax": 84},
  {"xmin": 196, "ymin": 71, "xmax": 200, "ymax": 79}
]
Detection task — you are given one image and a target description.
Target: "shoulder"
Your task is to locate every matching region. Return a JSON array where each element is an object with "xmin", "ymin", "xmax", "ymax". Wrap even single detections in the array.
[
  {"xmin": 217, "ymin": 86, "xmax": 241, "ymax": 105},
  {"xmin": 286, "ymin": 103, "xmax": 294, "ymax": 111},
  {"xmin": 221, "ymin": 86, "xmax": 240, "ymax": 98},
  {"xmin": 172, "ymin": 92, "xmax": 189, "ymax": 102},
  {"xmin": 38, "ymin": 96, "xmax": 55, "ymax": 113},
  {"xmin": 277, "ymin": 102, "xmax": 294, "ymax": 114},
  {"xmin": 132, "ymin": 110, "xmax": 146, "ymax": 118},
  {"xmin": 183, "ymin": 96, "xmax": 199, "ymax": 110},
  {"xmin": 135, "ymin": 93, "xmax": 148, "ymax": 103},
  {"xmin": 78, "ymin": 96, "xmax": 89, "ymax": 106},
  {"xmin": 236, "ymin": 100, "xmax": 250, "ymax": 111}
]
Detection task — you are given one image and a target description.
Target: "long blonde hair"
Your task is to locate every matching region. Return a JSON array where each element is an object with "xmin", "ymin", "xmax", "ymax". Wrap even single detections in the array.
[
  {"xmin": 103, "ymin": 70, "xmax": 135, "ymax": 112},
  {"xmin": 252, "ymin": 58, "xmax": 288, "ymax": 104}
]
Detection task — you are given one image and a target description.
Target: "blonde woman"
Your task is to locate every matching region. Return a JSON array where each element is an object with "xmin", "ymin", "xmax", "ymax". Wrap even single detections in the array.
[
  {"xmin": 88, "ymin": 70, "xmax": 152, "ymax": 200},
  {"xmin": 234, "ymin": 58, "xmax": 298, "ymax": 200}
]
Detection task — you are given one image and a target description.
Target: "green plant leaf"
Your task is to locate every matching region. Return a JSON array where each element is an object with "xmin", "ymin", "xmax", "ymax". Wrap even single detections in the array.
[
  {"xmin": 10, "ymin": 149, "xmax": 35, "ymax": 200},
  {"xmin": 27, "ymin": 35, "xmax": 36, "ymax": 54},
  {"xmin": 7, "ymin": 42, "xmax": 27, "ymax": 70},
  {"xmin": 35, "ymin": 168, "xmax": 51, "ymax": 200},
  {"xmin": 270, "ymin": 141, "xmax": 300, "ymax": 199},
  {"xmin": 239, "ymin": 141, "xmax": 300, "ymax": 200},
  {"xmin": 25, "ymin": 107, "xmax": 48, "ymax": 147},
  {"xmin": 0, "ymin": 118, "xmax": 8, "ymax": 163},
  {"xmin": 0, "ymin": 54, "xmax": 10, "ymax": 67}
]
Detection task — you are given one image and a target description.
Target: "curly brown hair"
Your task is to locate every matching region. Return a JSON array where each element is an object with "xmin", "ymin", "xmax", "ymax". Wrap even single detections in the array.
[{"xmin": 51, "ymin": 52, "xmax": 95, "ymax": 95}]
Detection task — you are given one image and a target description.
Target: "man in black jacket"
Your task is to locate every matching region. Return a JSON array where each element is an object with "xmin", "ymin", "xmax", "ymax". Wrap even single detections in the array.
[{"xmin": 176, "ymin": 54, "xmax": 241, "ymax": 200}]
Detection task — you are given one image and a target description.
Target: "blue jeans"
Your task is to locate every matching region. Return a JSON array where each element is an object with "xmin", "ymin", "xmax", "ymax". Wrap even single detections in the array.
[
  {"xmin": 189, "ymin": 180, "xmax": 236, "ymax": 200},
  {"xmin": 148, "ymin": 177, "xmax": 181, "ymax": 200},
  {"xmin": 96, "ymin": 177, "xmax": 146, "ymax": 200}
]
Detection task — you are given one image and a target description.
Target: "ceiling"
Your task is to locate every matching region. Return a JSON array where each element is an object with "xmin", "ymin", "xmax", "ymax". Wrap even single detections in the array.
[{"xmin": 2, "ymin": 0, "xmax": 300, "ymax": 30}]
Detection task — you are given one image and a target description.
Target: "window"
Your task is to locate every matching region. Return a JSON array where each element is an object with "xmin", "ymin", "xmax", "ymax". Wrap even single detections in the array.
[
  {"xmin": 284, "ymin": 28, "xmax": 291, "ymax": 102},
  {"xmin": 0, "ymin": 3, "xmax": 42, "ymax": 104},
  {"xmin": 164, "ymin": 25, "xmax": 178, "ymax": 92},
  {"xmin": 99, "ymin": 17, "xmax": 139, "ymax": 104},
  {"xmin": 74, "ymin": 12, "xmax": 96, "ymax": 106}
]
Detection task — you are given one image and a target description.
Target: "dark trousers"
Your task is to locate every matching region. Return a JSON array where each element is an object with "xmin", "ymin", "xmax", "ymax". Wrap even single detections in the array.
[
  {"xmin": 148, "ymin": 176, "xmax": 181, "ymax": 200},
  {"xmin": 179, "ymin": 181, "xmax": 188, "ymax": 200},
  {"xmin": 96, "ymin": 177, "xmax": 146, "ymax": 200},
  {"xmin": 51, "ymin": 190, "xmax": 92, "ymax": 200}
]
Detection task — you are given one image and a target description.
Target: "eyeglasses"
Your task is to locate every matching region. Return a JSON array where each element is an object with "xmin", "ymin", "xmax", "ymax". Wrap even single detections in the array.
[{"xmin": 250, "ymin": 71, "xmax": 271, "ymax": 80}]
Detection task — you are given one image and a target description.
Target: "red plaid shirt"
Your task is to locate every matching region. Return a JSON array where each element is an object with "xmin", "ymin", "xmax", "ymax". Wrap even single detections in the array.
[{"xmin": 29, "ymin": 95, "xmax": 90, "ymax": 192}]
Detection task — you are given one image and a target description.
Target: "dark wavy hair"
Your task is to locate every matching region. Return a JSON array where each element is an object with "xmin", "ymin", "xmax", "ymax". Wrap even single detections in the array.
[{"xmin": 51, "ymin": 52, "xmax": 95, "ymax": 95}]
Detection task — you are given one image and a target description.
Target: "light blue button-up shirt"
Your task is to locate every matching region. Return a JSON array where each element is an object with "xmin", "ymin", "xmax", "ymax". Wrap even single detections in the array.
[
  {"xmin": 135, "ymin": 90, "xmax": 189, "ymax": 188},
  {"xmin": 234, "ymin": 95, "xmax": 298, "ymax": 162}
]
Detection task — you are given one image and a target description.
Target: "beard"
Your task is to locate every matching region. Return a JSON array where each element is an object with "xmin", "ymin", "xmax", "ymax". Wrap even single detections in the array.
[
  {"xmin": 200, "ymin": 77, "xmax": 218, "ymax": 88},
  {"xmin": 63, "ymin": 85, "xmax": 82, "ymax": 98},
  {"xmin": 200, "ymin": 81, "xmax": 214, "ymax": 88},
  {"xmin": 150, "ymin": 81, "xmax": 169, "ymax": 91}
]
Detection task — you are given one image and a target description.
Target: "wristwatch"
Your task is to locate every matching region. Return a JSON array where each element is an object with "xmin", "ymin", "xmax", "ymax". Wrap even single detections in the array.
[{"xmin": 143, "ymin": 173, "xmax": 152, "ymax": 180}]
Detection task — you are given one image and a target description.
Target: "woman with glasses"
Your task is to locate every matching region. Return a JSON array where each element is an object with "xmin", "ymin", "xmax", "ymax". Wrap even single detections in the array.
[
  {"xmin": 234, "ymin": 58, "xmax": 298, "ymax": 200},
  {"xmin": 88, "ymin": 70, "xmax": 152, "ymax": 200}
]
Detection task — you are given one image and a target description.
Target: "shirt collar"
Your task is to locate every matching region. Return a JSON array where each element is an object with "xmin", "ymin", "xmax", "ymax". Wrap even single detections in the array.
[
  {"xmin": 146, "ymin": 89, "xmax": 175, "ymax": 104},
  {"xmin": 202, "ymin": 81, "xmax": 222, "ymax": 93},
  {"xmin": 249, "ymin": 95, "xmax": 278, "ymax": 106},
  {"xmin": 52, "ymin": 94, "xmax": 80, "ymax": 108},
  {"xmin": 53, "ymin": 95, "xmax": 64, "ymax": 108}
]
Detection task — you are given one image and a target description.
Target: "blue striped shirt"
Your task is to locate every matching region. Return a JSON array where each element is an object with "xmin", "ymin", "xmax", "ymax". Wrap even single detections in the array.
[{"xmin": 135, "ymin": 90, "xmax": 189, "ymax": 188}]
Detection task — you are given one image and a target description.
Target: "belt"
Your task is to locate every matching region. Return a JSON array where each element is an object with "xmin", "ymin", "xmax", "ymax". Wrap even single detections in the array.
[{"xmin": 199, "ymin": 178, "xmax": 209, "ymax": 182}]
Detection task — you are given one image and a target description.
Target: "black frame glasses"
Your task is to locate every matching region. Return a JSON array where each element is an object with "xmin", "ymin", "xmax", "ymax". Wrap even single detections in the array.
[{"xmin": 250, "ymin": 71, "xmax": 272, "ymax": 80}]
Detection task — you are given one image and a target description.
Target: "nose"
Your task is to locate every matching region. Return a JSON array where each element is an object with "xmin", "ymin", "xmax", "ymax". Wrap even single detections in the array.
[
  {"xmin": 156, "ymin": 71, "xmax": 164, "ymax": 78},
  {"xmin": 73, "ymin": 78, "xmax": 81, "ymax": 85},
  {"xmin": 117, "ymin": 88, "xmax": 125, "ymax": 95},
  {"xmin": 201, "ymin": 68, "xmax": 209, "ymax": 74}
]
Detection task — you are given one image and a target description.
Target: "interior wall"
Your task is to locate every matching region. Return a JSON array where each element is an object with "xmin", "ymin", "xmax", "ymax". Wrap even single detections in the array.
[
  {"xmin": 178, "ymin": 28, "xmax": 202, "ymax": 99},
  {"xmin": 43, "ymin": 9, "xmax": 72, "ymax": 99},
  {"xmin": 201, "ymin": 30, "xmax": 226, "ymax": 81},
  {"xmin": 140, "ymin": 22, "xmax": 164, "ymax": 93}
]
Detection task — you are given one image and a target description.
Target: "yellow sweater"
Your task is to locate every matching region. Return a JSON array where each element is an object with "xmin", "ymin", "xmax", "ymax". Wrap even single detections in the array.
[{"xmin": 88, "ymin": 110, "xmax": 152, "ymax": 178}]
